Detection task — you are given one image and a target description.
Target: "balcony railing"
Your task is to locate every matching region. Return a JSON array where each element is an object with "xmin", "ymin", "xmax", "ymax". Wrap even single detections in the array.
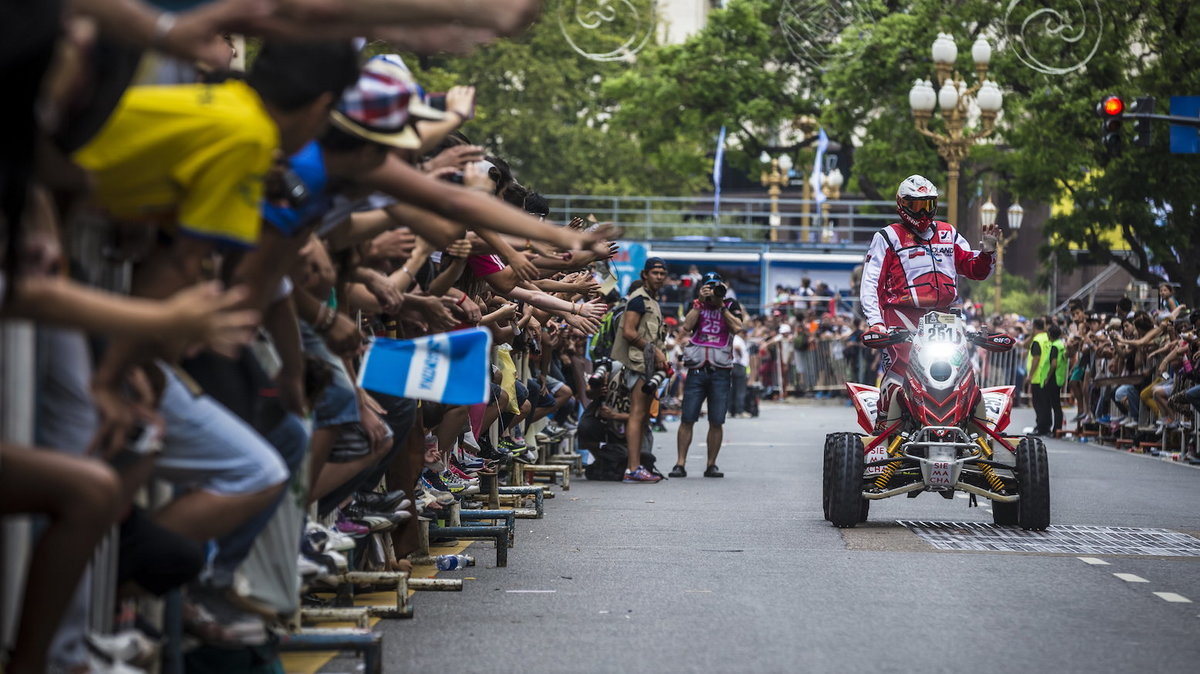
[{"xmin": 545, "ymin": 194, "xmax": 897, "ymax": 247}]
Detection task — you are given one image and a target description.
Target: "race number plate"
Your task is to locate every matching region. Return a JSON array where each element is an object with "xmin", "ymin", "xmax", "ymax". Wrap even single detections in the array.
[
  {"xmin": 865, "ymin": 443, "xmax": 887, "ymax": 476},
  {"xmin": 928, "ymin": 460, "xmax": 955, "ymax": 487}
]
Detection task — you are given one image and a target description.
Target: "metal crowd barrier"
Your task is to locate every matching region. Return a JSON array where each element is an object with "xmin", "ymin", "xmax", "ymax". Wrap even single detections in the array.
[{"xmin": 781, "ymin": 339, "xmax": 1029, "ymax": 394}]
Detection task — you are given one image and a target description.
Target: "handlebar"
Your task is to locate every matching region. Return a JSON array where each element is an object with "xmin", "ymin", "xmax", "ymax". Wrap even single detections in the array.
[{"xmin": 862, "ymin": 328, "xmax": 1015, "ymax": 352}]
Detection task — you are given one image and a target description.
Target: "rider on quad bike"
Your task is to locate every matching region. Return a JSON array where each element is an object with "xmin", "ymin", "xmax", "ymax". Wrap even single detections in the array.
[{"xmin": 859, "ymin": 175, "xmax": 1002, "ymax": 429}]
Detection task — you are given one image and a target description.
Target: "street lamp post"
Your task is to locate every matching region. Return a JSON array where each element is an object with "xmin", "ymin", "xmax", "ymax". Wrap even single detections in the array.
[
  {"xmin": 760, "ymin": 152, "xmax": 793, "ymax": 242},
  {"xmin": 983, "ymin": 197, "xmax": 1023, "ymax": 315},
  {"xmin": 909, "ymin": 34, "xmax": 1003, "ymax": 227}
]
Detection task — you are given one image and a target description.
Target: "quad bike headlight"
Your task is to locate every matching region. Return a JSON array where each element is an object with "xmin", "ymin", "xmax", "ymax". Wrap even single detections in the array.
[{"xmin": 928, "ymin": 361, "xmax": 952, "ymax": 382}]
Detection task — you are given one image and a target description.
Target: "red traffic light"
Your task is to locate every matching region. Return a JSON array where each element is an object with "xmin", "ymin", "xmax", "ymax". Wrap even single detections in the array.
[{"xmin": 1101, "ymin": 95, "xmax": 1124, "ymax": 116}]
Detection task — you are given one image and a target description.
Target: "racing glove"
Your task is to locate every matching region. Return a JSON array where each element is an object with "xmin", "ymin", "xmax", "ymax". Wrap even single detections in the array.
[{"xmin": 861, "ymin": 323, "xmax": 892, "ymax": 349}]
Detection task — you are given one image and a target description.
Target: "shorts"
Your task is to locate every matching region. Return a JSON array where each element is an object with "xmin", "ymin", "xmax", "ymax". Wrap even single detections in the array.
[
  {"xmin": 1069, "ymin": 365, "xmax": 1085, "ymax": 382},
  {"xmin": 156, "ymin": 364, "xmax": 289, "ymax": 495},
  {"xmin": 300, "ymin": 321, "xmax": 361, "ymax": 428},
  {"xmin": 623, "ymin": 369, "xmax": 645, "ymax": 392},
  {"xmin": 526, "ymin": 377, "xmax": 557, "ymax": 409},
  {"xmin": 680, "ymin": 366, "xmax": 732, "ymax": 425}
]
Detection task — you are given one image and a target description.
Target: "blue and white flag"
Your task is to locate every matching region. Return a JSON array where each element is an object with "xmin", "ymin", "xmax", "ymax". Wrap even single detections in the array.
[
  {"xmin": 810, "ymin": 127, "xmax": 829, "ymax": 210},
  {"xmin": 712, "ymin": 125, "xmax": 727, "ymax": 221},
  {"xmin": 357, "ymin": 328, "xmax": 493, "ymax": 405}
]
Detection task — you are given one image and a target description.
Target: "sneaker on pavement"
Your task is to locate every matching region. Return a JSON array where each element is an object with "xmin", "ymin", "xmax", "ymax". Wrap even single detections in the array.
[
  {"xmin": 668, "ymin": 464, "xmax": 687, "ymax": 478},
  {"xmin": 622, "ymin": 466, "xmax": 662, "ymax": 483},
  {"xmin": 703, "ymin": 464, "xmax": 724, "ymax": 478}
]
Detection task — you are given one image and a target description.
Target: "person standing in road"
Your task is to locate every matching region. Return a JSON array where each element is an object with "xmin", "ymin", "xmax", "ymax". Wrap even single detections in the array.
[
  {"xmin": 670, "ymin": 272, "xmax": 743, "ymax": 478},
  {"xmin": 1027, "ymin": 317, "xmax": 1052, "ymax": 434},
  {"xmin": 612, "ymin": 258, "xmax": 670, "ymax": 483},
  {"xmin": 1043, "ymin": 323, "xmax": 1068, "ymax": 434},
  {"xmin": 730, "ymin": 327, "xmax": 750, "ymax": 418}
]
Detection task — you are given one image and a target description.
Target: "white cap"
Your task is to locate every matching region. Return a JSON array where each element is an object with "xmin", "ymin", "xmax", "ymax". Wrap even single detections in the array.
[{"xmin": 779, "ymin": 324, "xmax": 793, "ymax": 335}]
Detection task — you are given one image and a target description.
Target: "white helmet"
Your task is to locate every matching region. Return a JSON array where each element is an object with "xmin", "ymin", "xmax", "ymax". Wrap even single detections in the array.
[{"xmin": 896, "ymin": 174, "xmax": 939, "ymax": 232}]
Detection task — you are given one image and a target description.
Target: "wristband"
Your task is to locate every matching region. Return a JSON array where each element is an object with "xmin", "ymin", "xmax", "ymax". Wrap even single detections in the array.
[
  {"xmin": 316, "ymin": 305, "xmax": 337, "ymax": 333},
  {"xmin": 456, "ymin": 293, "xmax": 467, "ymax": 306},
  {"xmin": 153, "ymin": 11, "xmax": 177, "ymax": 47}
]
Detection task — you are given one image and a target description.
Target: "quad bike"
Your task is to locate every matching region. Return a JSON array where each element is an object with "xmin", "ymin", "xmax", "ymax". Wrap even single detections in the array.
[{"xmin": 823, "ymin": 311, "xmax": 1050, "ymax": 530}]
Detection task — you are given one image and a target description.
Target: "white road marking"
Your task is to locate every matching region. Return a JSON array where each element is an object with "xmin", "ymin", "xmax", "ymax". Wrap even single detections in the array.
[
  {"xmin": 506, "ymin": 590, "xmax": 556, "ymax": 593},
  {"xmin": 1153, "ymin": 592, "xmax": 1192, "ymax": 603},
  {"xmin": 956, "ymin": 493, "xmax": 968, "ymax": 499},
  {"xmin": 1078, "ymin": 557, "xmax": 1110, "ymax": 566},
  {"xmin": 1113, "ymin": 573, "xmax": 1149, "ymax": 583}
]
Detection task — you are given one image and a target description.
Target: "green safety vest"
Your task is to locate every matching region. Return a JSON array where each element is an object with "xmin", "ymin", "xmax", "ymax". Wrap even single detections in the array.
[{"xmin": 1027, "ymin": 333, "xmax": 1067, "ymax": 387}]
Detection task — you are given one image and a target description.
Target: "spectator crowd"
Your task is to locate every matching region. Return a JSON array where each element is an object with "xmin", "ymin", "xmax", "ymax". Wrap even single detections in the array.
[{"xmin": 2, "ymin": 1, "xmax": 633, "ymax": 672}]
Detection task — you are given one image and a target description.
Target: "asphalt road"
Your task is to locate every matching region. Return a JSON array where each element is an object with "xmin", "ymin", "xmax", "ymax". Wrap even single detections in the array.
[{"xmin": 372, "ymin": 402, "xmax": 1200, "ymax": 674}]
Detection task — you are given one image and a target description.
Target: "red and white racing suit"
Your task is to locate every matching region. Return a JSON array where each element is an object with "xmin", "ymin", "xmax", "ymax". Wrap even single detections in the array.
[{"xmin": 860, "ymin": 221, "xmax": 994, "ymax": 423}]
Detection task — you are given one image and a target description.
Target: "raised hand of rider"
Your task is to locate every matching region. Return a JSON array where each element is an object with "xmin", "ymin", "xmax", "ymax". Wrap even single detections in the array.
[{"xmin": 980, "ymin": 223, "xmax": 1001, "ymax": 253}]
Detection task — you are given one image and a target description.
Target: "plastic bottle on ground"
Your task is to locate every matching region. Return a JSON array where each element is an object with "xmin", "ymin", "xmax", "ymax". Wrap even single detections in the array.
[{"xmin": 435, "ymin": 554, "xmax": 474, "ymax": 571}]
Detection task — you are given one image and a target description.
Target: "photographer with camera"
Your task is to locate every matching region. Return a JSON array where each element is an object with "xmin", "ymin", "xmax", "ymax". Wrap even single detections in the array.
[
  {"xmin": 669, "ymin": 272, "xmax": 744, "ymax": 478},
  {"xmin": 611, "ymin": 258, "xmax": 670, "ymax": 483}
]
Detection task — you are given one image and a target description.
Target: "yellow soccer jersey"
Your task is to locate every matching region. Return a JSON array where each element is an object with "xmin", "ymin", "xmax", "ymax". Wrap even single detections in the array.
[{"xmin": 74, "ymin": 80, "xmax": 279, "ymax": 247}]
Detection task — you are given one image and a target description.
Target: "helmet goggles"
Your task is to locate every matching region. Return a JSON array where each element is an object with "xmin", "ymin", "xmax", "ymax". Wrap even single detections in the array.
[{"xmin": 899, "ymin": 196, "xmax": 937, "ymax": 217}]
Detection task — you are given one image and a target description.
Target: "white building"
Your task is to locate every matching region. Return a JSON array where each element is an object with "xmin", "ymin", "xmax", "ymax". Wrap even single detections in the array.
[{"xmin": 657, "ymin": 0, "xmax": 719, "ymax": 45}]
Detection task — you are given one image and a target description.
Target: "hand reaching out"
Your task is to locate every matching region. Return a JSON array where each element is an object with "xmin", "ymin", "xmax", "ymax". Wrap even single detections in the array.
[
  {"xmin": 444, "ymin": 237, "xmax": 473, "ymax": 258},
  {"xmin": 166, "ymin": 282, "xmax": 260, "ymax": 354},
  {"xmin": 423, "ymin": 144, "xmax": 486, "ymax": 173},
  {"xmin": 576, "ymin": 297, "xmax": 607, "ymax": 320},
  {"xmin": 508, "ymin": 251, "xmax": 539, "ymax": 282},
  {"xmin": 445, "ymin": 85, "xmax": 476, "ymax": 121}
]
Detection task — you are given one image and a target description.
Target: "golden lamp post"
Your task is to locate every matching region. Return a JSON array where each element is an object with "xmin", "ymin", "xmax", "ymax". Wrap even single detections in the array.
[
  {"xmin": 908, "ymin": 33, "xmax": 1003, "ymax": 226},
  {"xmin": 980, "ymin": 197, "xmax": 1024, "ymax": 315},
  {"xmin": 759, "ymin": 152, "xmax": 793, "ymax": 242}
]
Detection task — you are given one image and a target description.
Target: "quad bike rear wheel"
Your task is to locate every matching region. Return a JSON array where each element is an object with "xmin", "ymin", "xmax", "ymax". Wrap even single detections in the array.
[
  {"xmin": 991, "ymin": 498, "xmax": 1018, "ymax": 525},
  {"xmin": 826, "ymin": 432, "xmax": 868, "ymax": 528}
]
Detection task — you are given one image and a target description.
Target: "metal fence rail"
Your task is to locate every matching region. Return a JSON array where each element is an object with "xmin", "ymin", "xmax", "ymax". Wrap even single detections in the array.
[{"xmin": 545, "ymin": 194, "xmax": 895, "ymax": 246}]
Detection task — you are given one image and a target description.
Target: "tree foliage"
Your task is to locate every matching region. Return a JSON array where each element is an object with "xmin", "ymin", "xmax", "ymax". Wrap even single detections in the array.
[{"xmin": 403, "ymin": 0, "xmax": 1200, "ymax": 303}]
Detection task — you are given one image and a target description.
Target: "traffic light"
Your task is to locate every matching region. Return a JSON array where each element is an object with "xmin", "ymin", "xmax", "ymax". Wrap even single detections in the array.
[
  {"xmin": 1096, "ymin": 94, "xmax": 1124, "ymax": 156},
  {"xmin": 1131, "ymin": 96, "xmax": 1156, "ymax": 147}
]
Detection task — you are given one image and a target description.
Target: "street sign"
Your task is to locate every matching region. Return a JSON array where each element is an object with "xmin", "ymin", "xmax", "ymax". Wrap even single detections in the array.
[{"xmin": 1169, "ymin": 96, "xmax": 1200, "ymax": 154}]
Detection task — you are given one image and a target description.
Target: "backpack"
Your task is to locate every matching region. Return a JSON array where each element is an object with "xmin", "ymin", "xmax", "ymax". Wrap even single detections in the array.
[
  {"xmin": 583, "ymin": 442, "xmax": 662, "ymax": 481},
  {"xmin": 792, "ymin": 330, "xmax": 810, "ymax": 352},
  {"xmin": 589, "ymin": 297, "xmax": 628, "ymax": 361}
]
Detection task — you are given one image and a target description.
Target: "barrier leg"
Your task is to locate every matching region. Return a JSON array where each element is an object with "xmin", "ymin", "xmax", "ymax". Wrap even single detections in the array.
[{"xmin": 427, "ymin": 525, "xmax": 508, "ymax": 567}]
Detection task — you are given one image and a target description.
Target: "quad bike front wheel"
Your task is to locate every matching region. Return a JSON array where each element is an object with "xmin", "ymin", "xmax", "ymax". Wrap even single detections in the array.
[
  {"xmin": 992, "ymin": 436, "xmax": 1049, "ymax": 529},
  {"xmin": 822, "ymin": 435, "xmax": 834, "ymax": 521},
  {"xmin": 1015, "ymin": 436, "xmax": 1051, "ymax": 530},
  {"xmin": 825, "ymin": 432, "xmax": 868, "ymax": 528}
]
